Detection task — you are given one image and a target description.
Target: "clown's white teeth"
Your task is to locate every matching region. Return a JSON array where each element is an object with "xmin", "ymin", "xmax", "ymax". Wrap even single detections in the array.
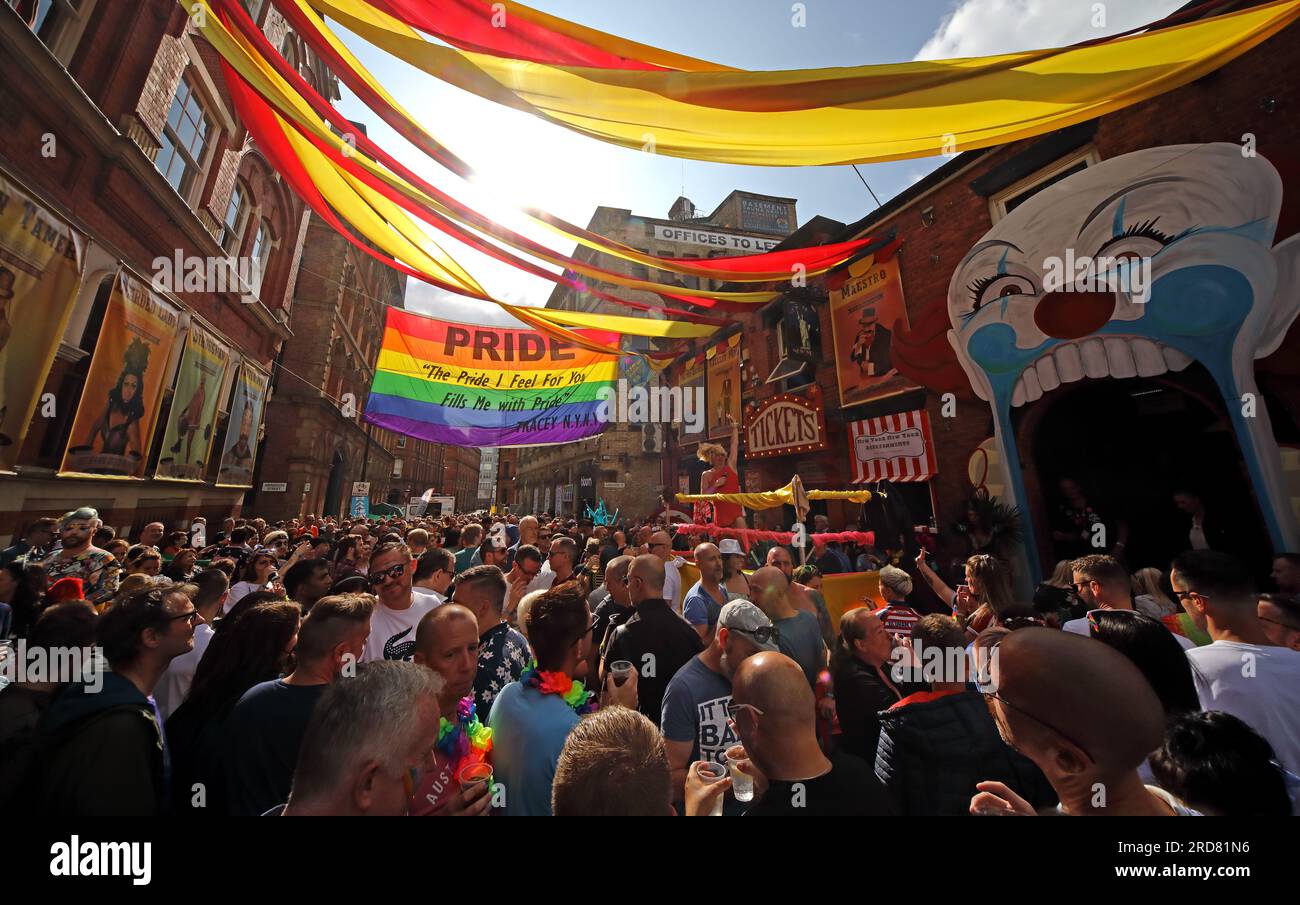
[
  {"xmin": 1104, "ymin": 337, "xmax": 1137, "ymax": 379},
  {"xmin": 1035, "ymin": 355, "xmax": 1061, "ymax": 392},
  {"xmin": 1020, "ymin": 365, "xmax": 1044, "ymax": 402},
  {"xmin": 1009, "ymin": 337, "xmax": 1194, "ymax": 407},
  {"xmin": 1054, "ymin": 343, "xmax": 1085, "ymax": 382},
  {"xmin": 1080, "ymin": 338, "xmax": 1109, "ymax": 379},
  {"xmin": 1130, "ymin": 338, "xmax": 1166, "ymax": 377},
  {"xmin": 1162, "ymin": 346, "xmax": 1194, "ymax": 371}
]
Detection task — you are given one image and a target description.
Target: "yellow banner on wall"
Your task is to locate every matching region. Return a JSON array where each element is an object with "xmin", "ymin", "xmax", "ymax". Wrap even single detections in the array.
[
  {"xmin": 0, "ymin": 172, "xmax": 86, "ymax": 471},
  {"xmin": 60, "ymin": 271, "xmax": 180, "ymax": 478}
]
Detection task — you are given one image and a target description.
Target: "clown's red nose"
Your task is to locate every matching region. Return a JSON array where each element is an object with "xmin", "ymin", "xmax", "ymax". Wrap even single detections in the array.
[{"xmin": 1033, "ymin": 290, "xmax": 1115, "ymax": 340}]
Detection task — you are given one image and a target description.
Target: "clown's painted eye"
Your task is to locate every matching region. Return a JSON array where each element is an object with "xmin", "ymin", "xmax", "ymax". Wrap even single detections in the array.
[
  {"xmin": 967, "ymin": 274, "xmax": 1035, "ymax": 311},
  {"xmin": 1096, "ymin": 218, "xmax": 1176, "ymax": 260}
]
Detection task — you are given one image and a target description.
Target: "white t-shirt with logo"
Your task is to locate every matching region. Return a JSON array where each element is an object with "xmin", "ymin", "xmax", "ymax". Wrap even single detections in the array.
[
  {"xmin": 1186, "ymin": 640, "xmax": 1300, "ymax": 775},
  {"xmin": 361, "ymin": 594, "xmax": 439, "ymax": 663}
]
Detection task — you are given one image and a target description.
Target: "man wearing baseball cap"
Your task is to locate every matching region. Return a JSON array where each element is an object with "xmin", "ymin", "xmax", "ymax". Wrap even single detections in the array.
[{"xmin": 661, "ymin": 599, "xmax": 777, "ymax": 813}]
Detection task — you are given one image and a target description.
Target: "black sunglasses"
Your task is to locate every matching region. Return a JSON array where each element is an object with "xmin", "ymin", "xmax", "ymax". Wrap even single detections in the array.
[
  {"xmin": 368, "ymin": 562, "xmax": 406, "ymax": 586},
  {"xmin": 730, "ymin": 625, "xmax": 779, "ymax": 644}
]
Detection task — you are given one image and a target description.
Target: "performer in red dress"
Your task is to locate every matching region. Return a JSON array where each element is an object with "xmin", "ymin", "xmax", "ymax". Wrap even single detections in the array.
[{"xmin": 697, "ymin": 418, "xmax": 743, "ymax": 528}]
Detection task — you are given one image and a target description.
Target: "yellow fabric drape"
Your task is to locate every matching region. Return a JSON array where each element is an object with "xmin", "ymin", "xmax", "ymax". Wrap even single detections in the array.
[
  {"xmin": 284, "ymin": 1, "xmax": 824, "ymax": 282},
  {"xmin": 677, "ymin": 481, "xmax": 874, "ymax": 510},
  {"xmin": 189, "ymin": 0, "xmax": 724, "ymax": 352},
  {"xmin": 311, "ymin": 0, "xmax": 1300, "ymax": 166},
  {"xmin": 192, "ymin": 0, "xmax": 783, "ymax": 314}
]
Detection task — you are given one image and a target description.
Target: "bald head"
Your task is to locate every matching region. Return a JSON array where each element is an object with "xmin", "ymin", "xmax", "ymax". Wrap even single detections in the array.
[
  {"xmin": 605, "ymin": 555, "xmax": 632, "ymax": 605},
  {"xmin": 650, "ymin": 531, "xmax": 672, "ymax": 560},
  {"xmin": 989, "ymin": 628, "xmax": 1164, "ymax": 776},
  {"xmin": 628, "ymin": 554, "xmax": 665, "ymax": 601},
  {"xmin": 732, "ymin": 652, "xmax": 815, "ymax": 728},
  {"xmin": 748, "ymin": 566, "xmax": 789, "ymax": 619},
  {"xmin": 414, "ymin": 603, "xmax": 478, "ymax": 656}
]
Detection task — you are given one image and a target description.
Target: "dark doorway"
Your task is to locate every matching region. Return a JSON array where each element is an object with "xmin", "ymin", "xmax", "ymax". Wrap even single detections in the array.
[
  {"xmin": 323, "ymin": 450, "xmax": 346, "ymax": 520},
  {"xmin": 1024, "ymin": 364, "xmax": 1272, "ymax": 577}
]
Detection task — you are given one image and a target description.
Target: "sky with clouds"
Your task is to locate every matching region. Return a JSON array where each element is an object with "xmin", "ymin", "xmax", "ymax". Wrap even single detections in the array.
[{"xmin": 329, "ymin": 0, "xmax": 1184, "ymax": 325}]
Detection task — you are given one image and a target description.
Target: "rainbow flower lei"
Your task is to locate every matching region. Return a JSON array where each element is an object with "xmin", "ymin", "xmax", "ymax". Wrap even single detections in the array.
[
  {"xmin": 519, "ymin": 661, "xmax": 598, "ymax": 716},
  {"xmin": 436, "ymin": 694, "xmax": 493, "ymax": 769}
]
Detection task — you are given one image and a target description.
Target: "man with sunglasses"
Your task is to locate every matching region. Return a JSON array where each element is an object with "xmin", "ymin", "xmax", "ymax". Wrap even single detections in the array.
[
  {"xmin": 29, "ymin": 583, "xmax": 197, "ymax": 815},
  {"xmin": 662, "ymin": 600, "xmax": 776, "ymax": 813},
  {"xmin": 603, "ymin": 555, "xmax": 704, "ymax": 728},
  {"xmin": 411, "ymin": 547, "xmax": 455, "ymax": 608},
  {"xmin": 969, "ymin": 627, "xmax": 1194, "ymax": 816},
  {"xmin": 1174, "ymin": 550, "xmax": 1300, "ymax": 775},
  {"xmin": 361, "ymin": 543, "xmax": 439, "ymax": 663},
  {"xmin": 1063, "ymin": 555, "xmax": 1194, "ymax": 650},
  {"xmin": 649, "ymin": 531, "xmax": 686, "ymax": 615},
  {"xmin": 726, "ymin": 651, "xmax": 892, "ymax": 817}
]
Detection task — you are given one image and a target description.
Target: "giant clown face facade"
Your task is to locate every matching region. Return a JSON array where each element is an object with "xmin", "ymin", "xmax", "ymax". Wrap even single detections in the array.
[{"xmin": 946, "ymin": 143, "xmax": 1300, "ymax": 572}]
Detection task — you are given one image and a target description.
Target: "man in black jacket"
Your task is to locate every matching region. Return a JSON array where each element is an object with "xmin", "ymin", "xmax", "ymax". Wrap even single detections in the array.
[
  {"xmin": 874, "ymin": 615, "xmax": 1056, "ymax": 816},
  {"xmin": 28, "ymin": 584, "xmax": 196, "ymax": 815},
  {"xmin": 603, "ymin": 554, "xmax": 703, "ymax": 727}
]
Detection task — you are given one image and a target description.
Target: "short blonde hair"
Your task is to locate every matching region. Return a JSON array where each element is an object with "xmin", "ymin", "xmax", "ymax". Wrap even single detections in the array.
[
  {"xmin": 515, "ymin": 589, "xmax": 548, "ymax": 639},
  {"xmin": 697, "ymin": 443, "xmax": 725, "ymax": 463}
]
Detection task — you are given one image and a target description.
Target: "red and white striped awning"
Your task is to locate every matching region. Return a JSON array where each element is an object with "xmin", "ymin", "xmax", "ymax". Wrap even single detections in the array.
[{"xmin": 849, "ymin": 409, "xmax": 936, "ymax": 483}]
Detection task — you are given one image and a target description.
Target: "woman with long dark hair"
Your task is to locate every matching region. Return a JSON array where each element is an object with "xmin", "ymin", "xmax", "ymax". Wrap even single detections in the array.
[{"xmin": 166, "ymin": 600, "xmax": 300, "ymax": 815}]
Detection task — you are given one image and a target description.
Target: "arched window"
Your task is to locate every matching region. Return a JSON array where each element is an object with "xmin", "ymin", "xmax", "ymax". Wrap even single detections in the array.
[
  {"xmin": 248, "ymin": 218, "xmax": 272, "ymax": 297},
  {"xmin": 220, "ymin": 179, "xmax": 250, "ymax": 254}
]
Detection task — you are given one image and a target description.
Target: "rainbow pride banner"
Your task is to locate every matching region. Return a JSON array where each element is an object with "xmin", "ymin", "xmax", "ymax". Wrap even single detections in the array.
[{"xmin": 364, "ymin": 308, "xmax": 619, "ymax": 447}]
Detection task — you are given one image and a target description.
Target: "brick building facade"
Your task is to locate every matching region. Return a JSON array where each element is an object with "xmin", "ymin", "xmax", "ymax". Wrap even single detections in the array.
[{"xmin": 0, "ymin": 0, "xmax": 335, "ymax": 543}]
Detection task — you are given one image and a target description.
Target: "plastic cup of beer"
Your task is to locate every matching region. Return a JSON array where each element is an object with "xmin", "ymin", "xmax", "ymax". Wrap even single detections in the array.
[
  {"xmin": 457, "ymin": 762, "xmax": 492, "ymax": 795},
  {"xmin": 696, "ymin": 761, "xmax": 727, "ymax": 816},
  {"xmin": 610, "ymin": 660, "xmax": 634, "ymax": 687},
  {"xmin": 726, "ymin": 752, "xmax": 755, "ymax": 802}
]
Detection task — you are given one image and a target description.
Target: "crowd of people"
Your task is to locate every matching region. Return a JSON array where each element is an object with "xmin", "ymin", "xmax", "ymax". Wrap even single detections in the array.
[{"xmin": 1, "ymin": 503, "xmax": 1298, "ymax": 817}]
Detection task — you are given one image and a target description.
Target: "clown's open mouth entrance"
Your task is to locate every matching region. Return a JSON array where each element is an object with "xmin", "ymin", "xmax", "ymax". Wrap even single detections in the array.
[{"xmin": 1015, "ymin": 362, "xmax": 1279, "ymax": 573}]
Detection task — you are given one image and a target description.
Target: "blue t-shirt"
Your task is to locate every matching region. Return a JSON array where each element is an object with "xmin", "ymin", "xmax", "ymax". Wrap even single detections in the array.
[
  {"xmin": 487, "ymin": 681, "xmax": 581, "ymax": 817},
  {"xmin": 775, "ymin": 611, "xmax": 826, "ymax": 688},
  {"xmin": 681, "ymin": 581, "xmax": 727, "ymax": 632}
]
